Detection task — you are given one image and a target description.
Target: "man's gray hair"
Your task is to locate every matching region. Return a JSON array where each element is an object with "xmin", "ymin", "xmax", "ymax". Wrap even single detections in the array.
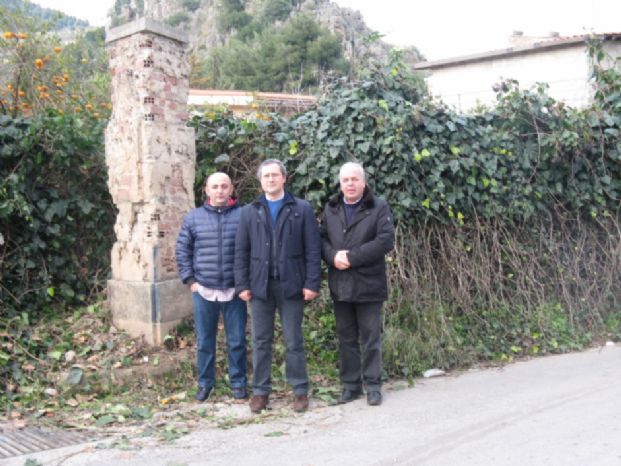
[
  {"xmin": 256, "ymin": 159, "xmax": 287, "ymax": 179},
  {"xmin": 339, "ymin": 162, "xmax": 365, "ymax": 181}
]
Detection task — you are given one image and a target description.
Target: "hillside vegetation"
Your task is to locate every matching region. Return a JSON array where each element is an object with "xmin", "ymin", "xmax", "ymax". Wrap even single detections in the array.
[
  {"xmin": 0, "ymin": 0, "xmax": 89, "ymax": 29},
  {"xmin": 109, "ymin": 0, "xmax": 423, "ymax": 92}
]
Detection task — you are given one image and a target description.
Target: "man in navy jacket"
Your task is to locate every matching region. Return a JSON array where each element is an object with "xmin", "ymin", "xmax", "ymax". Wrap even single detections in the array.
[
  {"xmin": 235, "ymin": 159, "xmax": 321, "ymax": 413},
  {"xmin": 176, "ymin": 172, "xmax": 247, "ymax": 402}
]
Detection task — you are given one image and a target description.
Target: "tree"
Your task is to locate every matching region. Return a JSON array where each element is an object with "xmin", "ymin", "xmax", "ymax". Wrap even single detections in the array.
[
  {"xmin": 261, "ymin": 0, "xmax": 293, "ymax": 23},
  {"xmin": 206, "ymin": 13, "xmax": 349, "ymax": 92}
]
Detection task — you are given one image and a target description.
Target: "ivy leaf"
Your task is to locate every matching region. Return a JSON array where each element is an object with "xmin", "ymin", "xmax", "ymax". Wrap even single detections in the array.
[
  {"xmin": 358, "ymin": 141, "xmax": 370, "ymax": 153},
  {"xmin": 214, "ymin": 153, "xmax": 230, "ymax": 164},
  {"xmin": 447, "ymin": 159, "xmax": 459, "ymax": 173},
  {"xmin": 95, "ymin": 415, "xmax": 115, "ymax": 427},
  {"xmin": 77, "ymin": 199, "xmax": 93, "ymax": 214},
  {"xmin": 288, "ymin": 140, "xmax": 298, "ymax": 155},
  {"xmin": 109, "ymin": 404, "xmax": 132, "ymax": 416},
  {"xmin": 132, "ymin": 406, "xmax": 152, "ymax": 419}
]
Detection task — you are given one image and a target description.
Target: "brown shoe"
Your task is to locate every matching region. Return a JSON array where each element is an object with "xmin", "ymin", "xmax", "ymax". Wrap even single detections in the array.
[
  {"xmin": 293, "ymin": 394, "xmax": 309, "ymax": 413},
  {"xmin": 249, "ymin": 394, "xmax": 269, "ymax": 413}
]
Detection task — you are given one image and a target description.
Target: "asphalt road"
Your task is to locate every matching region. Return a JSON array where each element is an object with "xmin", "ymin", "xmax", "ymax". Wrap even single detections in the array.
[{"xmin": 5, "ymin": 344, "xmax": 620, "ymax": 466}]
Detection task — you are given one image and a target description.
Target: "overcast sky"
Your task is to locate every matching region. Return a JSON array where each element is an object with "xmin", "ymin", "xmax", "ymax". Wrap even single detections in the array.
[{"xmin": 30, "ymin": 0, "xmax": 621, "ymax": 60}]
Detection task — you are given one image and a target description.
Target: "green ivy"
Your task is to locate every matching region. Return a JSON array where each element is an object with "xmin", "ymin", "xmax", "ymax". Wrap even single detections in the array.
[
  {"xmin": 0, "ymin": 112, "xmax": 115, "ymax": 319},
  {"xmin": 193, "ymin": 45, "xmax": 620, "ymax": 227}
]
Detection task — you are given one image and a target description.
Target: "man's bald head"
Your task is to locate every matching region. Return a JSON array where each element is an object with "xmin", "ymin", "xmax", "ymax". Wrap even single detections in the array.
[
  {"xmin": 206, "ymin": 172, "xmax": 232, "ymax": 186},
  {"xmin": 204, "ymin": 172, "xmax": 234, "ymax": 207}
]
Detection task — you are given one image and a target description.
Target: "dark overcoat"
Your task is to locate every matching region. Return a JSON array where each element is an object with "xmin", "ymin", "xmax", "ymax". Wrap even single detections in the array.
[
  {"xmin": 320, "ymin": 187, "xmax": 395, "ymax": 302},
  {"xmin": 234, "ymin": 191, "xmax": 321, "ymax": 300}
]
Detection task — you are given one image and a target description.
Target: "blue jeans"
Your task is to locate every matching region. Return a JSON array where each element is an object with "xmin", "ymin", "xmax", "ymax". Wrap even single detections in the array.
[
  {"xmin": 192, "ymin": 293, "xmax": 247, "ymax": 390},
  {"xmin": 250, "ymin": 280, "xmax": 309, "ymax": 396}
]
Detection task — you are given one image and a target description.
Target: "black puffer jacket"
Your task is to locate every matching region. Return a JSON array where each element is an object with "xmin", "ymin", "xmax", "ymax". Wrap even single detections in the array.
[{"xmin": 320, "ymin": 187, "xmax": 395, "ymax": 302}]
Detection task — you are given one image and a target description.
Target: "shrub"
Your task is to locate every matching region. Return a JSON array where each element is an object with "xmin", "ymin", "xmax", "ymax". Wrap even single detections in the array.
[
  {"xmin": 166, "ymin": 12, "xmax": 190, "ymax": 27},
  {"xmin": 0, "ymin": 112, "xmax": 115, "ymax": 319}
]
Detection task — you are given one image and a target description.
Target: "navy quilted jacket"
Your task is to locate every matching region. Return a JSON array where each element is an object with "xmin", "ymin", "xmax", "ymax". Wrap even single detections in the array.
[{"xmin": 175, "ymin": 201, "xmax": 241, "ymax": 289}]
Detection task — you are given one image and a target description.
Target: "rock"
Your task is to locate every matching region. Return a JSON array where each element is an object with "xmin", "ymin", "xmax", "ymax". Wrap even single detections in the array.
[
  {"xmin": 423, "ymin": 368, "xmax": 446, "ymax": 378},
  {"xmin": 44, "ymin": 388, "xmax": 58, "ymax": 397},
  {"xmin": 64, "ymin": 350, "xmax": 76, "ymax": 363},
  {"xmin": 65, "ymin": 366, "xmax": 84, "ymax": 386},
  {"xmin": 605, "ymin": 341, "xmax": 615, "ymax": 346}
]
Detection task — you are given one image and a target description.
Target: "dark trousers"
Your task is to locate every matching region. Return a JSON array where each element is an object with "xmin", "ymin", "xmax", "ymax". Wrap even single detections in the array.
[
  {"xmin": 334, "ymin": 300, "xmax": 383, "ymax": 392},
  {"xmin": 250, "ymin": 280, "xmax": 309, "ymax": 396}
]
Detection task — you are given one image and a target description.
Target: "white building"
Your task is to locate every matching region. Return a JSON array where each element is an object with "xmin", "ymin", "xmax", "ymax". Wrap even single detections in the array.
[{"xmin": 413, "ymin": 32, "xmax": 621, "ymax": 111}]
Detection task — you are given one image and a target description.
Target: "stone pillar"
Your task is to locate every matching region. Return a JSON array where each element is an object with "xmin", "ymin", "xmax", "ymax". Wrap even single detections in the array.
[{"xmin": 105, "ymin": 18, "xmax": 195, "ymax": 344}]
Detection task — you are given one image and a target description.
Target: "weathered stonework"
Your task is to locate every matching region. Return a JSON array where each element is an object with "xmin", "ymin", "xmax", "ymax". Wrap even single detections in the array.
[{"xmin": 105, "ymin": 18, "xmax": 195, "ymax": 344}]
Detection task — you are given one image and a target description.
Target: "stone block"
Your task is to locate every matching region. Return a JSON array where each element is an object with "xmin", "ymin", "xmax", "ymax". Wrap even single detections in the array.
[{"xmin": 108, "ymin": 278, "xmax": 192, "ymax": 345}]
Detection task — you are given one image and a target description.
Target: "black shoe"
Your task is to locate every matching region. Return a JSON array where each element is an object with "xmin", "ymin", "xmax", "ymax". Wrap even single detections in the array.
[
  {"xmin": 232, "ymin": 387, "xmax": 248, "ymax": 399},
  {"xmin": 367, "ymin": 390, "xmax": 382, "ymax": 406},
  {"xmin": 338, "ymin": 389, "xmax": 362, "ymax": 404},
  {"xmin": 195, "ymin": 386, "xmax": 212, "ymax": 402}
]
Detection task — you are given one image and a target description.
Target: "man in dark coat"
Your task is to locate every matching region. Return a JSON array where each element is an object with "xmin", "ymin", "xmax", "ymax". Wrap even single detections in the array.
[
  {"xmin": 320, "ymin": 162, "xmax": 395, "ymax": 406},
  {"xmin": 235, "ymin": 159, "xmax": 321, "ymax": 414},
  {"xmin": 175, "ymin": 172, "xmax": 247, "ymax": 402}
]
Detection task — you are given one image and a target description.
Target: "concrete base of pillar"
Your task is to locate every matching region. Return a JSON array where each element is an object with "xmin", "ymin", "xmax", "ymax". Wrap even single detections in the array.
[{"xmin": 108, "ymin": 278, "xmax": 192, "ymax": 345}]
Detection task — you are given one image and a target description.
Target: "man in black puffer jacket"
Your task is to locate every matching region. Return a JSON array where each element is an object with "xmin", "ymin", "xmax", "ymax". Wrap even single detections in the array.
[
  {"xmin": 320, "ymin": 162, "xmax": 395, "ymax": 407},
  {"xmin": 176, "ymin": 172, "xmax": 247, "ymax": 402}
]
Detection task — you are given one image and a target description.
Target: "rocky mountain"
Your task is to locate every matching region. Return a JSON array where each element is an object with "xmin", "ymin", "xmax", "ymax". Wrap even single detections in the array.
[
  {"xmin": 1, "ymin": 0, "xmax": 89, "ymax": 29},
  {"xmin": 109, "ymin": 0, "xmax": 422, "ymax": 68}
]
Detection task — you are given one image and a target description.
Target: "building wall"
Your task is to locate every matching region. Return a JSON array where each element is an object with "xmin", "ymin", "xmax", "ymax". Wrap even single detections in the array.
[
  {"xmin": 603, "ymin": 42, "xmax": 621, "ymax": 68},
  {"xmin": 425, "ymin": 46, "xmax": 592, "ymax": 111}
]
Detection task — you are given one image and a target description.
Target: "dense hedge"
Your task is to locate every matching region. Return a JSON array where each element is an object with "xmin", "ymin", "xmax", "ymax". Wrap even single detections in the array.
[
  {"xmin": 193, "ymin": 48, "xmax": 620, "ymax": 223},
  {"xmin": 0, "ymin": 112, "xmax": 115, "ymax": 318}
]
